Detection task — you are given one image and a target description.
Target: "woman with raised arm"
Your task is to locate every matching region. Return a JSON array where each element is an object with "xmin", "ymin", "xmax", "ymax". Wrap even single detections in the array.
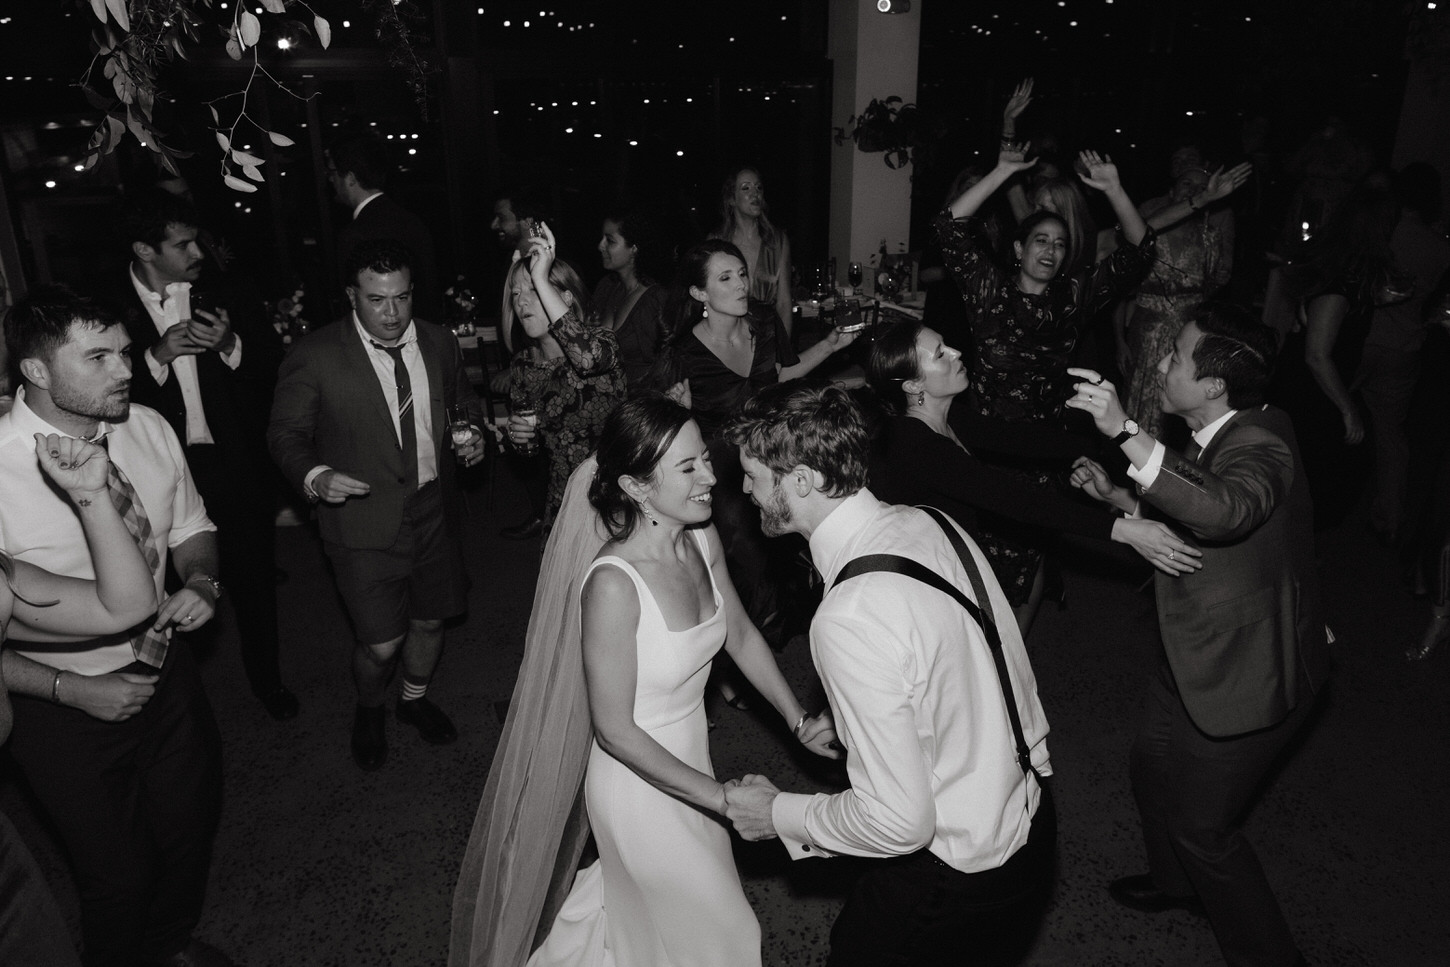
[
  {"xmin": 1117, "ymin": 147, "xmax": 1252, "ymax": 437},
  {"xmin": 934, "ymin": 142, "xmax": 1159, "ymax": 629},
  {"xmin": 709, "ymin": 167, "xmax": 795, "ymax": 339},
  {"xmin": 450, "ymin": 399, "xmax": 839, "ymax": 967},
  {"xmin": 501, "ymin": 223, "xmax": 627, "ymax": 531}
]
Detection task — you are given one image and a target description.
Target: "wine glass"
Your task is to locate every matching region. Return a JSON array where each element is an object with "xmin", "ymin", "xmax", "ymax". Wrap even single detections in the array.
[
  {"xmin": 447, "ymin": 405, "xmax": 480, "ymax": 464},
  {"xmin": 847, "ymin": 262, "xmax": 863, "ymax": 293},
  {"xmin": 508, "ymin": 385, "xmax": 541, "ymax": 456}
]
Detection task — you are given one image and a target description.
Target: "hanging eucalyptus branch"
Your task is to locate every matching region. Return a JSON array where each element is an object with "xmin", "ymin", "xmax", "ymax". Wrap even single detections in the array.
[{"xmin": 76, "ymin": 0, "xmax": 436, "ymax": 192}]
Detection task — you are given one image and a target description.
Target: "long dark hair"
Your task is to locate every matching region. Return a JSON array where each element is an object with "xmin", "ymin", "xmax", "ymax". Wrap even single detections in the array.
[
  {"xmin": 648, "ymin": 239, "xmax": 756, "ymax": 392},
  {"xmin": 602, "ymin": 207, "xmax": 670, "ymax": 285},
  {"xmin": 589, "ymin": 397, "xmax": 694, "ymax": 540},
  {"xmin": 866, "ymin": 319, "xmax": 926, "ymax": 416},
  {"xmin": 1013, "ymin": 209, "xmax": 1073, "ymax": 277}
]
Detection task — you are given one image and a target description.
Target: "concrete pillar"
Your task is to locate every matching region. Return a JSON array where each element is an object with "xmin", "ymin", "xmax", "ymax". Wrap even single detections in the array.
[{"xmin": 827, "ymin": 0, "xmax": 921, "ymax": 290}]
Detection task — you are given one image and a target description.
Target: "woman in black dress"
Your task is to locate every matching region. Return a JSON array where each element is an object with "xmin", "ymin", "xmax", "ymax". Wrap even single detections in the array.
[
  {"xmin": 866, "ymin": 319, "xmax": 1199, "ymax": 630},
  {"xmin": 653, "ymin": 239, "xmax": 855, "ymax": 638}
]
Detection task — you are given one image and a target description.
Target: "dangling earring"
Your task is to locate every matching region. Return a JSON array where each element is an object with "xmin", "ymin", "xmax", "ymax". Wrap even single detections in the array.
[
  {"xmin": 916, "ymin": 391, "xmax": 926, "ymax": 407},
  {"xmin": 639, "ymin": 499, "xmax": 659, "ymax": 527},
  {"xmin": 701, "ymin": 302, "xmax": 709, "ymax": 320}
]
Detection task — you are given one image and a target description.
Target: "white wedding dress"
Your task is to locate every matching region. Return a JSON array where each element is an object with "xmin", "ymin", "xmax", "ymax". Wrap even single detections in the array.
[{"xmin": 527, "ymin": 528, "xmax": 762, "ymax": 967}]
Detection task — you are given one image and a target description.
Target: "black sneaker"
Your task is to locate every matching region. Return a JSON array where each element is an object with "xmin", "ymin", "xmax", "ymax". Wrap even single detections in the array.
[{"xmin": 396, "ymin": 696, "xmax": 459, "ymax": 744}]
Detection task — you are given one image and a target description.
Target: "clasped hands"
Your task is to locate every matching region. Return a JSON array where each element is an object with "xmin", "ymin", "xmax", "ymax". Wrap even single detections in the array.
[{"xmin": 722, "ymin": 774, "xmax": 781, "ymax": 842}]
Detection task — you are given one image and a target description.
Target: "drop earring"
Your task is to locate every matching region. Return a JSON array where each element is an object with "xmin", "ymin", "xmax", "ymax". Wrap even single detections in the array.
[
  {"xmin": 701, "ymin": 302, "xmax": 709, "ymax": 320},
  {"xmin": 916, "ymin": 391, "xmax": 926, "ymax": 407},
  {"xmin": 639, "ymin": 499, "xmax": 659, "ymax": 527}
]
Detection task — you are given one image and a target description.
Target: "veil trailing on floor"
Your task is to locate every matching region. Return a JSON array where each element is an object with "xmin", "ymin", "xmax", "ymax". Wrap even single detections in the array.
[{"xmin": 449, "ymin": 455, "xmax": 608, "ymax": 967}]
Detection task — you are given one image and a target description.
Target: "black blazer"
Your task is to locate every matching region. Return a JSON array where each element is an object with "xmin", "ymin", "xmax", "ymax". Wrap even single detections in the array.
[{"xmin": 104, "ymin": 271, "xmax": 283, "ymax": 461}]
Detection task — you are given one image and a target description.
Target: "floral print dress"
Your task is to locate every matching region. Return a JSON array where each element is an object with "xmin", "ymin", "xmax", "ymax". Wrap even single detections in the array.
[
  {"xmin": 509, "ymin": 307, "xmax": 626, "ymax": 526},
  {"xmin": 933, "ymin": 208, "xmax": 1155, "ymax": 603}
]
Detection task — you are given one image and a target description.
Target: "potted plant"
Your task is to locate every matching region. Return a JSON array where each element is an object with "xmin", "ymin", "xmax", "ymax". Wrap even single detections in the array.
[{"xmin": 834, "ymin": 97, "xmax": 945, "ymax": 170}]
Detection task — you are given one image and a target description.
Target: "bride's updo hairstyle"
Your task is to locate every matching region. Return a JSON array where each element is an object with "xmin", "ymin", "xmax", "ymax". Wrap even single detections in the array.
[
  {"xmin": 590, "ymin": 396, "xmax": 693, "ymax": 539},
  {"xmin": 866, "ymin": 318, "xmax": 926, "ymax": 416}
]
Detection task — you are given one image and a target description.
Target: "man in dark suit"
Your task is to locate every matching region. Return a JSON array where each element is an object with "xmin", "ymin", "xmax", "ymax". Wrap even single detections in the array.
[
  {"xmin": 1065, "ymin": 303, "xmax": 1329, "ymax": 967},
  {"xmin": 327, "ymin": 130, "xmax": 441, "ymax": 322},
  {"xmin": 268, "ymin": 240, "xmax": 485, "ymax": 770},
  {"xmin": 107, "ymin": 190, "xmax": 297, "ymax": 720}
]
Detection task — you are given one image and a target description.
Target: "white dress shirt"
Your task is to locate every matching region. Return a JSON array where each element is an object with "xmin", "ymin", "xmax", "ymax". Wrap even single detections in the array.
[
  {"xmin": 130, "ymin": 267, "xmax": 243, "ymax": 446},
  {"xmin": 771, "ymin": 490, "xmax": 1051, "ymax": 874},
  {"xmin": 1127, "ymin": 408, "xmax": 1240, "ymax": 489},
  {"xmin": 302, "ymin": 314, "xmax": 437, "ymax": 496},
  {"xmin": 0, "ymin": 388, "xmax": 216, "ymax": 675}
]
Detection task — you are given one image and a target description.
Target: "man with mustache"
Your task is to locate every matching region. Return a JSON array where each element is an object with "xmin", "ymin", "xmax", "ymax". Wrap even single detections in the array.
[
  {"xmin": 720, "ymin": 383, "xmax": 1057, "ymax": 967},
  {"xmin": 104, "ymin": 189, "xmax": 296, "ymax": 721},
  {"xmin": 0, "ymin": 286, "xmax": 233, "ymax": 967}
]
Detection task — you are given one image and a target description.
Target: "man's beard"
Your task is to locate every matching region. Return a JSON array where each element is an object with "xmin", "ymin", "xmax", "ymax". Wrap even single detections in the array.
[
  {"xmin": 52, "ymin": 381, "xmax": 130, "ymax": 423},
  {"xmin": 757, "ymin": 485, "xmax": 793, "ymax": 538}
]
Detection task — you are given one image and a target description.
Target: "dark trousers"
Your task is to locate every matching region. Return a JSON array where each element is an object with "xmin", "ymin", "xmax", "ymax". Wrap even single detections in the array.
[
  {"xmin": 0, "ymin": 809, "xmax": 81, "ymax": 966},
  {"xmin": 6, "ymin": 647, "xmax": 223, "ymax": 967},
  {"xmin": 1132, "ymin": 658, "xmax": 1314, "ymax": 967},
  {"xmin": 185, "ymin": 444, "xmax": 283, "ymax": 696},
  {"xmin": 827, "ymin": 784, "xmax": 1056, "ymax": 967}
]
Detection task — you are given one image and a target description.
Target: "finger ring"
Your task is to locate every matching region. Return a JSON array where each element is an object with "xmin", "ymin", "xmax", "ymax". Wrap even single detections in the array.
[
  {"xmin": 1168, "ymin": 550, "xmax": 1176, "ymax": 561},
  {"xmin": 1090, "ymin": 375, "xmax": 1104, "ymax": 386},
  {"xmin": 181, "ymin": 615, "xmax": 193, "ymax": 622}
]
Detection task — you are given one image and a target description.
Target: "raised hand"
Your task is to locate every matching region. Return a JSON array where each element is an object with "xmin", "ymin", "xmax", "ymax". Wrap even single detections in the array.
[
  {"xmin": 1114, "ymin": 518, "xmax": 1204, "ymax": 577},
  {"xmin": 1069, "ymin": 455, "xmax": 1121, "ymax": 504},
  {"xmin": 1064, "ymin": 367, "xmax": 1129, "ymax": 438},
  {"xmin": 527, "ymin": 220, "xmax": 557, "ymax": 282},
  {"xmin": 996, "ymin": 142, "xmax": 1037, "ymax": 175},
  {"xmin": 823, "ymin": 326, "xmax": 860, "ymax": 352},
  {"xmin": 34, "ymin": 433, "xmax": 110, "ymax": 503},
  {"xmin": 666, "ymin": 379, "xmax": 692, "ymax": 410},
  {"xmin": 1076, "ymin": 150, "xmax": 1122, "ymax": 194},
  {"xmin": 1199, "ymin": 162, "xmax": 1254, "ymax": 205},
  {"xmin": 1003, "ymin": 77, "xmax": 1034, "ymax": 125}
]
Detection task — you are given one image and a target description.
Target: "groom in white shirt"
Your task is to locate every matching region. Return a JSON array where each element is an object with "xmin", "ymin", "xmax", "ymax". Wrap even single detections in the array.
[{"xmin": 722, "ymin": 383, "xmax": 1056, "ymax": 967}]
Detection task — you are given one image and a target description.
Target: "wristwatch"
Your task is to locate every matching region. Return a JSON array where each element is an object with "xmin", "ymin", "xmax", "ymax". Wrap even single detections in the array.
[
  {"xmin": 188, "ymin": 574, "xmax": 223, "ymax": 602},
  {"xmin": 1111, "ymin": 419, "xmax": 1140, "ymax": 446}
]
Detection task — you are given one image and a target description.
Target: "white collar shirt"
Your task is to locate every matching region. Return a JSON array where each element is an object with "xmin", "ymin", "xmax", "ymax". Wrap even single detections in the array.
[
  {"xmin": 0, "ymin": 388, "xmax": 216, "ymax": 674},
  {"xmin": 1127, "ymin": 408, "xmax": 1242, "ymax": 489},
  {"xmin": 771, "ymin": 489, "xmax": 1051, "ymax": 874},
  {"xmin": 129, "ymin": 266, "xmax": 244, "ymax": 445},
  {"xmin": 353, "ymin": 313, "xmax": 437, "ymax": 488}
]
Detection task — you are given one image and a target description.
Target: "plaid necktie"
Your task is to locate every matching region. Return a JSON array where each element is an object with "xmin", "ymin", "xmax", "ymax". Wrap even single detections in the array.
[
  {"xmin": 105, "ymin": 457, "xmax": 168, "ymax": 668},
  {"xmin": 373, "ymin": 342, "xmax": 419, "ymax": 491}
]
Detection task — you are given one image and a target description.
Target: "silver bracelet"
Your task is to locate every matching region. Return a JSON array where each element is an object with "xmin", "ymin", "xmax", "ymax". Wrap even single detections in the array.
[
  {"xmin": 792, "ymin": 713, "xmax": 808, "ymax": 739},
  {"xmin": 51, "ymin": 669, "xmax": 64, "ymax": 704}
]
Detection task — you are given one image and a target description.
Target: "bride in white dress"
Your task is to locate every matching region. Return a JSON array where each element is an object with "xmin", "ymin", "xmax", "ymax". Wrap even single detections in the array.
[{"xmin": 450, "ymin": 398, "xmax": 839, "ymax": 967}]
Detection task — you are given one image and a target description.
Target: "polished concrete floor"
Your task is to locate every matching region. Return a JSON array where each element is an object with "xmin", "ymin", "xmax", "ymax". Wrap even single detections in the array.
[{"xmin": 3, "ymin": 462, "xmax": 1446, "ymax": 966}]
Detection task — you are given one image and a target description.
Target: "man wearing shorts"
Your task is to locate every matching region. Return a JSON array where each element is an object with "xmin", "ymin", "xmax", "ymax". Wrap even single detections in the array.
[{"xmin": 268, "ymin": 239, "xmax": 486, "ymax": 770}]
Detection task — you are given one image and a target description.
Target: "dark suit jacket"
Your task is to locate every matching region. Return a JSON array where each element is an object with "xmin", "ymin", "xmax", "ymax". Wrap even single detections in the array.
[
  {"xmin": 337, "ymin": 193, "xmax": 441, "ymax": 321},
  {"xmin": 1140, "ymin": 405, "xmax": 1330, "ymax": 738},
  {"xmin": 106, "ymin": 271, "xmax": 283, "ymax": 465},
  {"xmin": 267, "ymin": 316, "xmax": 481, "ymax": 550}
]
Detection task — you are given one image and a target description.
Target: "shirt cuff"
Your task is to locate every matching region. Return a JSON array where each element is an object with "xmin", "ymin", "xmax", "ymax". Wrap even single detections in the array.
[
  {"xmin": 302, "ymin": 465, "xmax": 331, "ymax": 500},
  {"xmin": 219, "ymin": 334, "xmax": 242, "ymax": 369},
  {"xmin": 1125, "ymin": 440, "xmax": 1166, "ymax": 489},
  {"xmin": 145, "ymin": 347, "xmax": 170, "ymax": 385},
  {"xmin": 772, "ymin": 791, "xmax": 830, "ymax": 861}
]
